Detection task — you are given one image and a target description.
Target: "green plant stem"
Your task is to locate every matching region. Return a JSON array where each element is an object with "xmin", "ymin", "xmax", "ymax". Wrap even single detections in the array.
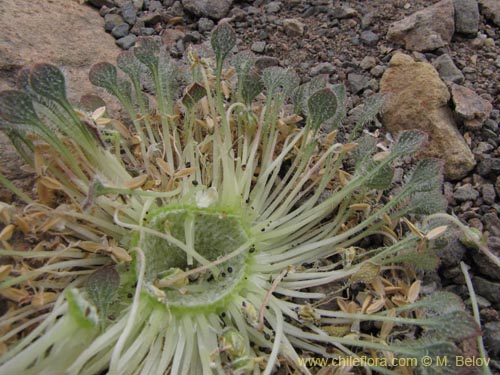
[{"xmin": 460, "ymin": 261, "xmax": 492, "ymax": 375}]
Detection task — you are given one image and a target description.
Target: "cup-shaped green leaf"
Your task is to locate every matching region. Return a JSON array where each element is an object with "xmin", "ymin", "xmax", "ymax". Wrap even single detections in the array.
[
  {"xmin": 392, "ymin": 129, "xmax": 427, "ymax": 157},
  {"xmin": 211, "ymin": 22, "xmax": 236, "ymax": 64},
  {"xmin": 117, "ymin": 50, "xmax": 143, "ymax": 82},
  {"xmin": 262, "ymin": 67, "xmax": 299, "ymax": 99},
  {"xmin": 29, "ymin": 64, "xmax": 68, "ymax": 105},
  {"xmin": 365, "ymin": 162, "xmax": 394, "ymax": 190},
  {"xmin": 307, "ymin": 88, "xmax": 338, "ymax": 131},
  {"xmin": 182, "ymin": 82, "xmax": 207, "ymax": 109},
  {"xmin": 89, "ymin": 62, "xmax": 119, "ymax": 92},
  {"xmin": 407, "ymin": 158, "xmax": 443, "ymax": 193},
  {"xmin": 241, "ymin": 71, "xmax": 263, "ymax": 106},
  {"xmin": 86, "ymin": 266, "xmax": 120, "ymax": 318},
  {"xmin": 0, "ymin": 90, "xmax": 41, "ymax": 125},
  {"xmin": 134, "ymin": 37, "xmax": 160, "ymax": 73}
]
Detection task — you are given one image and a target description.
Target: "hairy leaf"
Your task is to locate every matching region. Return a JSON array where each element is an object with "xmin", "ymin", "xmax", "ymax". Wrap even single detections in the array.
[
  {"xmin": 389, "ymin": 246, "xmax": 440, "ymax": 271},
  {"xmin": 89, "ymin": 62, "xmax": 118, "ymax": 92},
  {"xmin": 392, "ymin": 129, "xmax": 428, "ymax": 156},
  {"xmin": 262, "ymin": 67, "xmax": 299, "ymax": 99},
  {"xmin": 241, "ymin": 71, "xmax": 263, "ymax": 106},
  {"xmin": 351, "ymin": 135, "xmax": 377, "ymax": 166},
  {"xmin": 211, "ymin": 22, "xmax": 236, "ymax": 64},
  {"xmin": 134, "ymin": 37, "xmax": 160, "ymax": 73},
  {"xmin": 307, "ymin": 88, "xmax": 338, "ymax": 131},
  {"xmin": 0, "ymin": 90, "xmax": 40, "ymax": 125},
  {"xmin": 365, "ymin": 162, "xmax": 394, "ymax": 190},
  {"xmin": 430, "ymin": 311, "xmax": 480, "ymax": 341},
  {"xmin": 292, "ymin": 75, "xmax": 328, "ymax": 115},
  {"xmin": 416, "ymin": 291, "xmax": 465, "ymax": 315},
  {"xmin": 234, "ymin": 50, "xmax": 255, "ymax": 78},
  {"xmin": 407, "ymin": 158, "xmax": 444, "ymax": 193},
  {"xmin": 117, "ymin": 50, "xmax": 143, "ymax": 81},
  {"xmin": 182, "ymin": 82, "xmax": 207, "ymax": 109},
  {"xmin": 29, "ymin": 64, "xmax": 68, "ymax": 104},
  {"xmin": 407, "ymin": 189, "xmax": 447, "ymax": 215},
  {"xmin": 86, "ymin": 266, "xmax": 120, "ymax": 318}
]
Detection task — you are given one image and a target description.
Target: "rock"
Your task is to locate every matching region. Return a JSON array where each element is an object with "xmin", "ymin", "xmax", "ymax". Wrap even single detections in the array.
[
  {"xmin": 433, "ymin": 54, "xmax": 464, "ymax": 83},
  {"xmin": 453, "ymin": 183, "xmax": 479, "ymax": 201},
  {"xmin": 264, "ymin": 1, "xmax": 282, "ymax": 14},
  {"xmin": 0, "ymin": 0, "xmax": 120, "ymax": 102},
  {"xmin": 116, "ymin": 34, "xmax": 137, "ymax": 49},
  {"xmin": 472, "ymin": 237, "xmax": 500, "ymax": 282},
  {"xmin": 87, "ymin": 0, "xmax": 115, "ymax": 7},
  {"xmin": 148, "ymin": 0, "xmax": 163, "ymax": 11},
  {"xmin": 360, "ymin": 56, "xmax": 377, "ymax": 70},
  {"xmin": 453, "ymin": 0, "xmax": 480, "ymax": 36},
  {"xmin": 283, "ymin": 18, "xmax": 305, "ymax": 36},
  {"xmin": 111, "ymin": 23, "xmax": 131, "ymax": 38},
  {"xmin": 133, "ymin": 0, "xmax": 144, "ymax": 9},
  {"xmin": 251, "ymin": 41, "xmax": 267, "ymax": 54},
  {"xmin": 347, "ymin": 73, "xmax": 370, "ymax": 94},
  {"xmin": 387, "ymin": 0, "xmax": 455, "ymax": 51},
  {"xmin": 379, "ymin": 53, "xmax": 475, "ymax": 180},
  {"xmin": 482, "ymin": 183, "xmax": 497, "ymax": 205},
  {"xmin": 483, "ymin": 212, "xmax": 500, "ymax": 237},
  {"xmin": 360, "ymin": 30, "xmax": 379, "ymax": 46},
  {"xmin": 162, "ymin": 28, "xmax": 185, "ymax": 48},
  {"xmin": 310, "ymin": 62, "xmax": 335, "ymax": 76},
  {"xmin": 181, "ymin": 0, "xmax": 233, "ymax": 20},
  {"xmin": 370, "ymin": 65, "xmax": 385, "ymax": 77},
  {"xmin": 104, "ymin": 14, "xmax": 125, "ymax": 32},
  {"xmin": 435, "ymin": 229, "xmax": 467, "ymax": 267},
  {"xmin": 254, "ymin": 56, "xmax": 281, "ymax": 71},
  {"xmin": 484, "ymin": 322, "xmax": 500, "ymax": 357},
  {"xmin": 450, "ymin": 83, "xmax": 493, "ymax": 129},
  {"xmin": 329, "ymin": 6, "xmax": 358, "ymax": 19},
  {"xmin": 121, "ymin": 1, "xmax": 137, "ymax": 25},
  {"xmin": 139, "ymin": 10, "xmax": 163, "ymax": 26},
  {"xmin": 473, "ymin": 276, "xmax": 500, "ymax": 307},
  {"xmin": 478, "ymin": 0, "xmax": 500, "ymax": 26},
  {"xmin": 477, "ymin": 158, "xmax": 500, "ymax": 177},
  {"xmin": 197, "ymin": 17, "xmax": 215, "ymax": 33}
]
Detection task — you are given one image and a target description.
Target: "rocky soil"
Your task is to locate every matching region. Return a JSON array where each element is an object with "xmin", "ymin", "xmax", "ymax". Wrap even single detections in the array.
[{"xmin": 1, "ymin": 0, "xmax": 500, "ymax": 372}]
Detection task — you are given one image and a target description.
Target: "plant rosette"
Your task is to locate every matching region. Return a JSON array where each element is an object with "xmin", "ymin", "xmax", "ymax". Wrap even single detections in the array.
[{"xmin": 0, "ymin": 23, "xmax": 488, "ymax": 375}]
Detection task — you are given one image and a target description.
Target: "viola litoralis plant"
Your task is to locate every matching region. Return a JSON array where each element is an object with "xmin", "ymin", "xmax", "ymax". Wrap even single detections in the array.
[{"xmin": 0, "ymin": 23, "xmax": 487, "ymax": 375}]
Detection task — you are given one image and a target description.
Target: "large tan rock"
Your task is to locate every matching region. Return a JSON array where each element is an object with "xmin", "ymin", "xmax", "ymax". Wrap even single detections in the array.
[
  {"xmin": 380, "ymin": 53, "xmax": 476, "ymax": 181},
  {"xmin": 387, "ymin": 0, "xmax": 455, "ymax": 51},
  {"xmin": 0, "ymin": 0, "xmax": 121, "ymax": 199},
  {"xmin": 0, "ymin": 0, "xmax": 120, "ymax": 102}
]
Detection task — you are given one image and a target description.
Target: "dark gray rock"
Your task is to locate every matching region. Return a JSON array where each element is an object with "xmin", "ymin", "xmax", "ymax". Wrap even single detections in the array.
[
  {"xmin": 472, "ymin": 236, "xmax": 500, "ymax": 282},
  {"xmin": 149, "ymin": 0, "xmax": 162, "ymax": 11},
  {"xmin": 477, "ymin": 158, "xmax": 500, "ymax": 177},
  {"xmin": 360, "ymin": 30, "xmax": 379, "ymax": 46},
  {"xmin": 182, "ymin": 0, "xmax": 232, "ymax": 20},
  {"xmin": 121, "ymin": 1, "xmax": 137, "ymax": 25},
  {"xmin": 141, "ymin": 27, "xmax": 155, "ymax": 35},
  {"xmin": 111, "ymin": 23, "xmax": 131, "ymax": 38},
  {"xmin": 104, "ymin": 14, "xmax": 124, "ymax": 32},
  {"xmin": 116, "ymin": 34, "xmax": 137, "ymax": 49},
  {"xmin": 198, "ymin": 17, "xmax": 215, "ymax": 33},
  {"xmin": 473, "ymin": 276, "xmax": 500, "ymax": 307},
  {"xmin": 434, "ymin": 229, "xmax": 467, "ymax": 267},
  {"xmin": 433, "ymin": 54, "xmax": 464, "ymax": 83},
  {"xmin": 370, "ymin": 65, "xmax": 385, "ymax": 77},
  {"xmin": 484, "ymin": 322, "xmax": 500, "ymax": 357},
  {"xmin": 88, "ymin": 0, "xmax": 115, "ymax": 7},
  {"xmin": 347, "ymin": 73, "xmax": 370, "ymax": 94},
  {"xmin": 482, "ymin": 183, "xmax": 496, "ymax": 204},
  {"xmin": 453, "ymin": 183, "xmax": 479, "ymax": 201},
  {"xmin": 483, "ymin": 212, "xmax": 500, "ymax": 237},
  {"xmin": 184, "ymin": 31, "xmax": 202, "ymax": 43},
  {"xmin": 453, "ymin": 0, "xmax": 480, "ymax": 36},
  {"xmin": 255, "ymin": 56, "xmax": 281, "ymax": 71}
]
